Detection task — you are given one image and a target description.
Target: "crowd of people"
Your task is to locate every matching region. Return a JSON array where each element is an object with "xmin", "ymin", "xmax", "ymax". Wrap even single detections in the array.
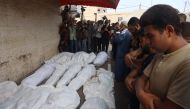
[
  {"xmin": 59, "ymin": 4, "xmax": 190, "ymax": 109},
  {"xmin": 116, "ymin": 5, "xmax": 190, "ymax": 109},
  {"xmin": 58, "ymin": 18, "xmax": 112, "ymax": 53}
]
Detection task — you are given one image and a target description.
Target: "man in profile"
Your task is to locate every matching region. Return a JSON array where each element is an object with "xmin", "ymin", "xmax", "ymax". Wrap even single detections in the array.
[{"xmin": 135, "ymin": 5, "xmax": 190, "ymax": 109}]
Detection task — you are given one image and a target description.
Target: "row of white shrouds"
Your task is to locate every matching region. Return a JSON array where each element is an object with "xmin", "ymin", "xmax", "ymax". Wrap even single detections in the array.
[{"xmin": 0, "ymin": 51, "xmax": 115, "ymax": 109}]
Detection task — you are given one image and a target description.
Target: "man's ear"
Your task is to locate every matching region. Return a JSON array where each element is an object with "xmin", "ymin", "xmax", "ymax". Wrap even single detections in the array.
[
  {"xmin": 166, "ymin": 25, "xmax": 175, "ymax": 37},
  {"xmin": 136, "ymin": 24, "xmax": 141, "ymax": 30}
]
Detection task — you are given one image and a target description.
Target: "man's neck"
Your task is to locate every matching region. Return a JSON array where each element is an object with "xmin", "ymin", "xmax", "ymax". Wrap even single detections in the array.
[{"xmin": 165, "ymin": 35, "xmax": 188, "ymax": 54}]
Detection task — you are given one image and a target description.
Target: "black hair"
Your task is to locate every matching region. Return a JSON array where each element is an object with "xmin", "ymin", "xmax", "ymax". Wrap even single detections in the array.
[
  {"xmin": 127, "ymin": 17, "xmax": 139, "ymax": 26},
  {"xmin": 140, "ymin": 4, "xmax": 181, "ymax": 35},
  {"xmin": 136, "ymin": 29, "xmax": 145, "ymax": 38}
]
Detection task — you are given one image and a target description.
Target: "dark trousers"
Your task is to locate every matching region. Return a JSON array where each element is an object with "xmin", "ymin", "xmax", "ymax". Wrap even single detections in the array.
[{"xmin": 69, "ymin": 40, "xmax": 77, "ymax": 53}]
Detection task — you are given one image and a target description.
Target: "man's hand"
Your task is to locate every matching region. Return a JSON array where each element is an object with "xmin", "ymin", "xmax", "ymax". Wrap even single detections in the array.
[
  {"xmin": 139, "ymin": 91, "xmax": 160, "ymax": 109},
  {"xmin": 124, "ymin": 69, "xmax": 139, "ymax": 92},
  {"xmin": 125, "ymin": 76, "xmax": 136, "ymax": 92},
  {"xmin": 124, "ymin": 53, "xmax": 135, "ymax": 67},
  {"xmin": 135, "ymin": 75, "xmax": 183, "ymax": 109},
  {"xmin": 135, "ymin": 76, "xmax": 160, "ymax": 109},
  {"xmin": 125, "ymin": 49, "xmax": 143, "ymax": 68}
]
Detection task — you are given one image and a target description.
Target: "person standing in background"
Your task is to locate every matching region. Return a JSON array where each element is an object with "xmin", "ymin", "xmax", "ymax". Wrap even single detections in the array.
[{"xmin": 69, "ymin": 21, "xmax": 77, "ymax": 53}]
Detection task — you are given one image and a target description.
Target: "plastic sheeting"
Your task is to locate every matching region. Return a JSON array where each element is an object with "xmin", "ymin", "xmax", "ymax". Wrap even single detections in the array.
[
  {"xmin": 93, "ymin": 51, "xmax": 108, "ymax": 66},
  {"xmin": 56, "ymin": 64, "xmax": 82, "ymax": 88},
  {"xmin": 21, "ymin": 63, "xmax": 56, "ymax": 86},
  {"xmin": 68, "ymin": 64, "xmax": 96, "ymax": 90}
]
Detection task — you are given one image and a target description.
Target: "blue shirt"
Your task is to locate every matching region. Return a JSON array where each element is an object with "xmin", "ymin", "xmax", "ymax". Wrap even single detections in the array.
[{"xmin": 115, "ymin": 29, "xmax": 132, "ymax": 58}]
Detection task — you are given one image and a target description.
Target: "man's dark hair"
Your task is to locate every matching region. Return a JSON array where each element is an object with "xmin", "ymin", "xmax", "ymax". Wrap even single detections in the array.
[
  {"xmin": 140, "ymin": 4, "xmax": 181, "ymax": 35},
  {"xmin": 136, "ymin": 29, "xmax": 145, "ymax": 39},
  {"xmin": 128, "ymin": 17, "xmax": 139, "ymax": 26}
]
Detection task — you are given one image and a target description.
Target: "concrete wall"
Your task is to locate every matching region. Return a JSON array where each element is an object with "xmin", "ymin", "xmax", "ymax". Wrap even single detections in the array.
[{"xmin": 0, "ymin": 0, "xmax": 61, "ymax": 83}]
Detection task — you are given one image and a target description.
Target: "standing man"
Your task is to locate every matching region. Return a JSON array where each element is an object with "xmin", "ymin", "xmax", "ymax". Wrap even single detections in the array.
[
  {"xmin": 124, "ymin": 17, "xmax": 142, "ymax": 109},
  {"xmin": 69, "ymin": 21, "xmax": 77, "ymax": 53},
  {"xmin": 135, "ymin": 5, "xmax": 190, "ymax": 109},
  {"xmin": 114, "ymin": 21, "xmax": 132, "ymax": 82}
]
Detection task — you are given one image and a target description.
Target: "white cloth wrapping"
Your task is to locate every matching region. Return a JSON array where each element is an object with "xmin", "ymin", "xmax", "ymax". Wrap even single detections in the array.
[
  {"xmin": 44, "ymin": 86, "xmax": 80, "ymax": 109},
  {"xmin": 70, "ymin": 52, "xmax": 90, "ymax": 66},
  {"xmin": 86, "ymin": 52, "xmax": 96, "ymax": 64},
  {"xmin": 93, "ymin": 51, "xmax": 108, "ymax": 66},
  {"xmin": 0, "ymin": 81, "xmax": 18, "ymax": 103},
  {"xmin": 56, "ymin": 64, "xmax": 82, "ymax": 88},
  {"xmin": 45, "ymin": 52, "xmax": 73, "ymax": 64},
  {"xmin": 83, "ymin": 68, "xmax": 115, "ymax": 109},
  {"xmin": 14, "ymin": 86, "xmax": 51, "ymax": 109},
  {"xmin": 45, "ymin": 53, "xmax": 64, "ymax": 64},
  {"xmin": 0, "ymin": 85, "xmax": 34, "ymax": 109},
  {"xmin": 45, "ymin": 64, "xmax": 68, "ymax": 86},
  {"xmin": 0, "ymin": 85, "xmax": 80, "ymax": 109},
  {"xmin": 21, "ymin": 63, "xmax": 56, "ymax": 86},
  {"xmin": 55, "ymin": 52, "xmax": 73, "ymax": 64},
  {"xmin": 45, "ymin": 52, "xmax": 94, "ymax": 66},
  {"xmin": 0, "ymin": 85, "xmax": 52, "ymax": 109},
  {"xmin": 68, "ymin": 64, "xmax": 96, "ymax": 90},
  {"xmin": 40, "ymin": 104, "xmax": 63, "ymax": 109},
  {"xmin": 80, "ymin": 97, "xmax": 109, "ymax": 109},
  {"xmin": 39, "ymin": 104, "xmax": 63, "ymax": 109}
]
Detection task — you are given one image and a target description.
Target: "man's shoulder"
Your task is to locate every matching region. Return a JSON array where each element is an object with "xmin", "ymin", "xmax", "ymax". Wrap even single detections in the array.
[{"xmin": 124, "ymin": 29, "xmax": 132, "ymax": 36}]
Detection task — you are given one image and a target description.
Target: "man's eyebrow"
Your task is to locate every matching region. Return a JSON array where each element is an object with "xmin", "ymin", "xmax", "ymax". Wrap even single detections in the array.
[
  {"xmin": 144, "ymin": 32, "xmax": 153, "ymax": 37},
  {"xmin": 144, "ymin": 32, "xmax": 149, "ymax": 36}
]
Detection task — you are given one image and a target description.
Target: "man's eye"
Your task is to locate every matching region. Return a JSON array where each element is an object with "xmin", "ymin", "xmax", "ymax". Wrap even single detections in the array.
[{"xmin": 146, "ymin": 33, "xmax": 154, "ymax": 39}]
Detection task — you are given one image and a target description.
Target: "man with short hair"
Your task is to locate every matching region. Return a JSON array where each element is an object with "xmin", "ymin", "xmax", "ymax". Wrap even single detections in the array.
[
  {"xmin": 123, "ymin": 17, "xmax": 141, "ymax": 109},
  {"xmin": 135, "ymin": 5, "xmax": 190, "ymax": 109},
  {"xmin": 125, "ymin": 17, "xmax": 141, "ymax": 69},
  {"xmin": 114, "ymin": 21, "xmax": 132, "ymax": 82}
]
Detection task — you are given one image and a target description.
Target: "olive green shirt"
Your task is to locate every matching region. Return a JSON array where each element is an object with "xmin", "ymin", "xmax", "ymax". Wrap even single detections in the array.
[{"xmin": 144, "ymin": 44, "xmax": 190, "ymax": 109}]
